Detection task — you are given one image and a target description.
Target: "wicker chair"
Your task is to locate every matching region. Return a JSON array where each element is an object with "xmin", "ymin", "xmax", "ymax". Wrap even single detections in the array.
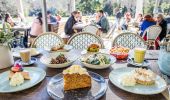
[
  {"xmin": 143, "ymin": 25, "xmax": 162, "ymax": 49},
  {"xmin": 67, "ymin": 32, "xmax": 104, "ymax": 49},
  {"xmin": 112, "ymin": 32, "xmax": 147, "ymax": 49},
  {"xmin": 82, "ymin": 25, "xmax": 99, "ymax": 35},
  {"xmin": 31, "ymin": 32, "xmax": 64, "ymax": 48}
]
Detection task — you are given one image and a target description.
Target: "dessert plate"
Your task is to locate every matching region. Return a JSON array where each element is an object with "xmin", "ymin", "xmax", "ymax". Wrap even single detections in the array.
[
  {"xmin": 109, "ymin": 67, "xmax": 167, "ymax": 95},
  {"xmin": 12, "ymin": 48, "xmax": 42, "ymax": 58},
  {"xmin": 81, "ymin": 49, "xmax": 109, "ymax": 55},
  {"xmin": 127, "ymin": 58, "xmax": 150, "ymax": 67},
  {"xmin": 47, "ymin": 71, "xmax": 107, "ymax": 99},
  {"xmin": 0, "ymin": 67, "xmax": 46, "ymax": 93},
  {"xmin": 16, "ymin": 57, "xmax": 37, "ymax": 66}
]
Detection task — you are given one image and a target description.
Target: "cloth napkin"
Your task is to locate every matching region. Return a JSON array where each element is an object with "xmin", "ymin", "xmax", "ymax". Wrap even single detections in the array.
[{"xmin": 162, "ymin": 89, "xmax": 169, "ymax": 100}]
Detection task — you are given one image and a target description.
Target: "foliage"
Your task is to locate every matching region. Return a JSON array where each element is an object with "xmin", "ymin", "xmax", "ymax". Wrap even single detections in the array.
[
  {"xmin": 160, "ymin": 2, "xmax": 170, "ymax": 14},
  {"xmin": 143, "ymin": 0, "xmax": 155, "ymax": 15},
  {"xmin": 58, "ymin": 10, "xmax": 68, "ymax": 17},
  {"xmin": 0, "ymin": 0, "xmax": 18, "ymax": 16},
  {"xmin": 0, "ymin": 29, "xmax": 13, "ymax": 44},
  {"xmin": 76, "ymin": 0, "xmax": 103, "ymax": 15}
]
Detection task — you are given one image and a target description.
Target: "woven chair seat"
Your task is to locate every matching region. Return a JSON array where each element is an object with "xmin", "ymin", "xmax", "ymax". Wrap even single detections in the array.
[
  {"xmin": 31, "ymin": 32, "xmax": 64, "ymax": 48},
  {"xmin": 112, "ymin": 32, "xmax": 147, "ymax": 49},
  {"xmin": 67, "ymin": 32, "xmax": 104, "ymax": 49}
]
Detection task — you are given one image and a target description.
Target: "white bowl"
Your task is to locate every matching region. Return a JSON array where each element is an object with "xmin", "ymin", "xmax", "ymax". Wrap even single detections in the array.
[
  {"xmin": 81, "ymin": 53, "xmax": 116, "ymax": 69},
  {"xmin": 40, "ymin": 52, "xmax": 77, "ymax": 68}
]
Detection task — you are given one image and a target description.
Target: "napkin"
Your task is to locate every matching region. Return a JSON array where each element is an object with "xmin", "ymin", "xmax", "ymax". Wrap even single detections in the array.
[{"xmin": 162, "ymin": 89, "xmax": 170, "ymax": 100}]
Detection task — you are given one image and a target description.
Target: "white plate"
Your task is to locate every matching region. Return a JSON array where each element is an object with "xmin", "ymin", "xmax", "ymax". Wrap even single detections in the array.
[
  {"xmin": 45, "ymin": 45, "xmax": 73, "ymax": 52},
  {"xmin": 81, "ymin": 49, "xmax": 109, "ymax": 55},
  {"xmin": 81, "ymin": 53, "xmax": 116, "ymax": 69},
  {"xmin": 13, "ymin": 48, "xmax": 42, "ymax": 58},
  {"xmin": 40, "ymin": 52, "xmax": 77, "ymax": 68},
  {"xmin": 0, "ymin": 67, "xmax": 46, "ymax": 93},
  {"xmin": 127, "ymin": 58, "xmax": 150, "ymax": 67},
  {"xmin": 109, "ymin": 67, "xmax": 167, "ymax": 95},
  {"xmin": 47, "ymin": 71, "xmax": 107, "ymax": 99}
]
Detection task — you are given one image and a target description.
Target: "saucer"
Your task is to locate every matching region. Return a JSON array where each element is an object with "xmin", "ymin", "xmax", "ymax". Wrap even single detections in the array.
[
  {"xmin": 127, "ymin": 58, "xmax": 150, "ymax": 67},
  {"xmin": 16, "ymin": 57, "xmax": 37, "ymax": 66}
]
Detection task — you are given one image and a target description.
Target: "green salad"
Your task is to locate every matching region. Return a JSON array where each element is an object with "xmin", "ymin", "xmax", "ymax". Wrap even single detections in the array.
[{"xmin": 85, "ymin": 54, "xmax": 111, "ymax": 65}]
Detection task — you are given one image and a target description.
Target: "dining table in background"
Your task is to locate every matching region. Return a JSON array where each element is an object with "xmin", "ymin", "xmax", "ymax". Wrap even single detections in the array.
[
  {"xmin": 0, "ymin": 49, "xmax": 167, "ymax": 100},
  {"xmin": 11, "ymin": 25, "xmax": 31, "ymax": 48},
  {"xmin": 72, "ymin": 22, "xmax": 87, "ymax": 33},
  {"xmin": 48, "ymin": 23, "xmax": 59, "ymax": 33}
]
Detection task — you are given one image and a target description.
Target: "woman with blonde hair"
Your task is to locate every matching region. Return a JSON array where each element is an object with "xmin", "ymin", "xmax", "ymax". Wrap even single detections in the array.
[{"xmin": 156, "ymin": 14, "xmax": 167, "ymax": 41}]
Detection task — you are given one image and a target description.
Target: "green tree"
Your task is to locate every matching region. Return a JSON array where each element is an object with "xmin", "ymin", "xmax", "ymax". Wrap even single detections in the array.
[
  {"xmin": 0, "ymin": 0, "xmax": 18, "ymax": 16},
  {"xmin": 76, "ymin": 0, "xmax": 103, "ymax": 15},
  {"xmin": 160, "ymin": 2, "xmax": 170, "ymax": 14},
  {"xmin": 144, "ymin": 0, "xmax": 155, "ymax": 14}
]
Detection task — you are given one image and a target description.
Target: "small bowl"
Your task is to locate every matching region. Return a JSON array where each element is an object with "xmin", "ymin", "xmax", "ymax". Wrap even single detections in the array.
[
  {"xmin": 81, "ymin": 53, "xmax": 116, "ymax": 69},
  {"xmin": 40, "ymin": 52, "xmax": 77, "ymax": 68},
  {"xmin": 110, "ymin": 52, "xmax": 128, "ymax": 60}
]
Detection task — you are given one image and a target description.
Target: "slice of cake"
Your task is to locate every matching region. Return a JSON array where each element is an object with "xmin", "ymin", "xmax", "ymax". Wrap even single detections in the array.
[
  {"xmin": 133, "ymin": 68, "xmax": 156, "ymax": 85},
  {"xmin": 9, "ymin": 63, "xmax": 30, "ymax": 80},
  {"xmin": 121, "ymin": 74, "xmax": 136, "ymax": 86},
  {"xmin": 63, "ymin": 65, "xmax": 91, "ymax": 91}
]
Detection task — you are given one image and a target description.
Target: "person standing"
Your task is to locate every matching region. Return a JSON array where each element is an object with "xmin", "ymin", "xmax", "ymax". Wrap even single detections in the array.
[
  {"xmin": 97, "ymin": 10, "xmax": 110, "ymax": 33},
  {"xmin": 156, "ymin": 14, "xmax": 167, "ymax": 41},
  {"xmin": 106, "ymin": 8, "xmax": 121, "ymax": 38}
]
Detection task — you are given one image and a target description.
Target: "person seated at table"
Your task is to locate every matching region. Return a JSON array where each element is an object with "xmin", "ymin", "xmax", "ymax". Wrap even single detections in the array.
[
  {"xmin": 119, "ymin": 12, "xmax": 132, "ymax": 30},
  {"xmin": 4, "ymin": 13, "xmax": 15, "ymax": 27},
  {"xmin": 47, "ymin": 11, "xmax": 58, "ymax": 24},
  {"xmin": 56, "ymin": 14, "xmax": 61, "ymax": 21},
  {"xmin": 156, "ymin": 14, "xmax": 167, "ymax": 41},
  {"xmin": 64, "ymin": 11, "xmax": 78, "ymax": 37},
  {"xmin": 16, "ymin": 13, "xmax": 25, "ymax": 23},
  {"xmin": 134, "ymin": 13, "xmax": 143, "ymax": 27},
  {"xmin": 77, "ymin": 11, "xmax": 82, "ymax": 22},
  {"xmin": 96, "ymin": 10, "xmax": 110, "ymax": 33},
  {"xmin": 30, "ymin": 12, "xmax": 43, "ymax": 38},
  {"xmin": 140, "ymin": 14, "xmax": 156, "ymax": 37},
  {"xmin": 140, "ymin": 15, "xmax": 158, "ymax": 49}
]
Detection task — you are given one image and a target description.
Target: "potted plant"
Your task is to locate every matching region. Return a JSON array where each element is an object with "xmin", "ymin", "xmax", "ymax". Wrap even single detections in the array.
[{"xmin": 0, "ymin": 24, "xmax": 14, "ymax": 69}]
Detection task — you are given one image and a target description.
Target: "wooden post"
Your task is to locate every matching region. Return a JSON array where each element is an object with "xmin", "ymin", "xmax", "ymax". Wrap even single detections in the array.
[
  {"xmin": 135, "ymin": 0, "xmax": 144, "ymax": 18},
  {"xmin": 70, "ymin": 0, "xmax": 75, "ymax": 13},
  {"xmin": 41, "ymin": 0, "xmax": 48, "ymax": 32},
  {"xmin": 16, "ymin": 0, "xmax": 25, "ymax": 19}
]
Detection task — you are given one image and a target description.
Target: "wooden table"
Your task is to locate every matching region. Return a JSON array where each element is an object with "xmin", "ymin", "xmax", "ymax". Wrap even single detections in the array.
[{"xmin": 0, "ymin": 50, "xmax": 167, "ymax": 100}]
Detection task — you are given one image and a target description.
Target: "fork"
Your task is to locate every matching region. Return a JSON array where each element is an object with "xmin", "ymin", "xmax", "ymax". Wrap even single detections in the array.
[{"xmin": 161, "ymin": 73, "xmax": 170, "ymax": 100}]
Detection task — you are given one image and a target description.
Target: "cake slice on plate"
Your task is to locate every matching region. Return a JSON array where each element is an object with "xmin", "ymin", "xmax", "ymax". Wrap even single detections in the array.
[{"xmin": 63, "ymin": 65, "xmax": 91, "ymax": 91}]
